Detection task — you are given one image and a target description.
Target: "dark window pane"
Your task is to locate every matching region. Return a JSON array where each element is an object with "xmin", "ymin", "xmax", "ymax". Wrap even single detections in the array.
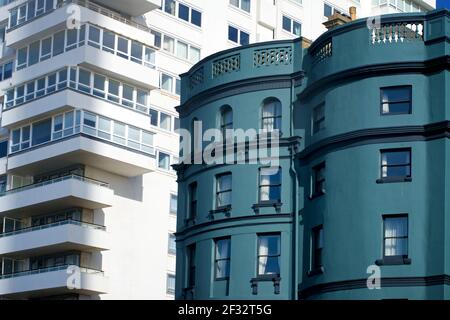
[
  {"xmin": 32, "ymin": 119, "xmax": 52, "ymax": 146},
  {"xmin": 178, "ymin": 3, "xmax": 189, "ymax": 21},
  {"xmin": 266, "ymin": 236, "xmax": 280, "ymax": 255},
  {"xmin": 228, "ymin": 26, "xmax": 238, "ymax": 43},
  {"xmin": 385, "ymin": 166, "xmax": 411, "ymax": 178},
  {"xmin": 382, "ymin": 87, "xmax": 411, "ymax": 103},
  {"xmin": 324, "ymin": 4, "xmax": 333, "ymax": 17},
  {"xmin": 28, "ymin": 41, "xmax": 40, "ymax": 66},
  {"xmin": 150, "ymin": 109, "xmax": 159, "ymax": 126},
  {"xmin": 103, "ymin": 30, "xmax": 115, "ymax": 51},
  {"xmin": 151, "ymin": 30, "xmax": 161, "ymax": 48},
  {"xmin": 3, "ymin": 62, "xmax": 12, "ymax": 79},
  {"xmin": 0, "ymin": 141, "xmax": 7, "ymax": 158},
  {"xmin": 282, "ymin": 16, "xmax": 291, "ymax": 32},
  {"xmin": 191, "ymin": 9, "xmax": 202, "ymax": 27},
  {"xmin": 131, "ymin": 41, "xmax": 143, "ymax": 62},
  {"xmin": 382, "ymin": 151, "xmax": 410, "ymax": 166},
  {"xmin": 383, "ymin": 102, "xmax": 411, "ymax": 114},
  {"xmin": 53, "ymin": 30, "xmax": 65, "ymax": 56},
  {"xmin": 240, "ymin": 31, "xmax": 249, "ymax": 45},
  {"xmin": 261, "ymin": 256, "xmax": 279, "ymax": 274}
]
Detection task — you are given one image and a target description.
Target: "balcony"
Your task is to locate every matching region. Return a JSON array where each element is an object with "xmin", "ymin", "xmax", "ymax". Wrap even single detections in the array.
[
  {"xmin": 0, "ymin": 265, "xmax": 107, "ymax": 298},
  {"xmin": 7, "ymin": 112, "xmax": 156, "ymax": 177},
  {"xmin": 0, "ymin": 219, "xmax": 109, "ymax": 256},
  {"xmin": 303, "ymin": 10, "xmax": 450, "ymax": 92},
  {"xmin": 0, "ymin": 174, "xmax": 113, "ymax": 215},
  {"xmin": 93, "ymin": 0, "xmax": 161, "ymax": 16},
  {"xmin": 3, "ymin": 39, "xmax": 159, "ymax": 92},
  {"xmin": 1, "ymin": 67, "xmax": 155, "ymax": 128},
  {"xmin": 181, "ymin": 39, "xmax": 299, "ymax": 105},
  {"xmin": 5, "ymin": 0, "xmax": 156, "ymax": 49}
]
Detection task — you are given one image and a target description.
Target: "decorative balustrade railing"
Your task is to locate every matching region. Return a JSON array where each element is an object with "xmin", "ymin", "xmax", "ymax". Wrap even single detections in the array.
[
  {"xmin": 212, "ymin": 54, "xmax": 241, "ymax": 79},
  {"xmin": 189, "ymin": 67, "xmax": 204, "ymax": 89},
  {"xmin": 253, "ymin": 47, "xmax": 292, "ymax": 68},
  {"xmin": 311, "ymin": 39, "xmax": 332, "ymax": 65},
  {"xmin": 371, "ymin": 21, "xmax": 424, "ymax": 44}
]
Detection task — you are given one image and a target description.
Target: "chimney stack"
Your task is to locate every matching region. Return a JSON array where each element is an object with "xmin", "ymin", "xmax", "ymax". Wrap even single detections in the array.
[
  {"xmin": 323, "ymin": 13, "xmax": 351, "ymax": 30},
  {"xmin": 323, "ymin": 7, "xmax": 357, "ymax": 30},
  {"xmin": 349, "ymin": 6, "xmax": 357, "ymax": 20}
]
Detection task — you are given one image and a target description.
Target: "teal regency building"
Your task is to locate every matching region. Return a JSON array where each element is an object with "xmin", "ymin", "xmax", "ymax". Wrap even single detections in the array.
[{"xmin": 174, "ymin": 9, "xmax": 450, "ymax": 300}]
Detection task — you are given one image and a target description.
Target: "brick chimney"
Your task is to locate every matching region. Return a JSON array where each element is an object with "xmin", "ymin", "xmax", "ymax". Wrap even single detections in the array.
[
  {"xmin": 349, "ymin": 6, "xmax": 357, "ymax": 20},
  {"xmin": 300, "ymin": 37, "xmax": 312, "ymax": 49},
  {"xmin": 323, "ymin": 7, "xmax": 357, "ymax": 31}
]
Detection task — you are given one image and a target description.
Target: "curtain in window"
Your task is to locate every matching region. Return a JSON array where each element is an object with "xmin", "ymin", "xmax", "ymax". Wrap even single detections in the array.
[
  {"xmin": 258, "ymin": 236, "xmax": 269, "ymax": 275},
  {"xmin": 217, "ymin": 175, "xmax": 232, "ymax": 207},
  {"xmin": 260, "ymin": 173, "xmax": 271, "ymax": 201},
  {"xmin": 262, "ymin": 100, "xmax": 281, "ymax": 131},
  {"xmin": 216, "ymin": 239, "xmax": 230, "ymax": 278},
  {"xmin": 385, "ymin": 217, "xmax": 408, "ymax": 256},
  {"xmin": 258, "ymin": 235, "xmax": 280, "ymax": 275},
  {"xmin": 260, "ymin": 168, "xmax": 281, "ymax": 202}
]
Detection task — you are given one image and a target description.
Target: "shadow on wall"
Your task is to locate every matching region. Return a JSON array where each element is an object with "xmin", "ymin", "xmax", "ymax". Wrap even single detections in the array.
[{"xmin": 85, "ymin": 166, "xmax": 144, "ymax": 202}]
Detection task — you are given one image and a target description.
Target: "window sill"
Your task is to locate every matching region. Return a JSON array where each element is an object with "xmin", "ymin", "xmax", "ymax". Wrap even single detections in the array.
[
  {"xmin": 381, "ymin": 112, "xmax": 412, "ymax": 116},
  {"xmin": 307, "ymin": 267, "xmax": 324, "ymax": 277},
  {"xmin": 250, "ymin": 275, "xmax": 281, "ymax": 295},
  {"xmin": 208, "ymin": 206, "xmax": 232, "ymax": 219},
  {"xmin": 228, "ymin": 4, "xmax": 252, "ymax": 17},
  {"xmin": 252, "ymin": 201, "xmax": 282, "ymax": 214},
  {"xmin": 252, "ymin": 275, "xmax": 281, "ymax": 282},
  {"xmin": 309, "ymin": 191, "xmax": 325, "ymax": 200},
  {"xmin": 184, "ymin": 218, "xmax": 197, "ymax": 227},
  {"xmin": 256, "ymin": 132, "xmax": 284, "ymax": 139},
  {"xmin": 376, "ymin": 177, "xmax": 412, "ymax": 184},
  {"xmin": 182, "ymin": 287, "xmax": 195, "ymax": 300},
  {"xmin": 375, "ymin": 257, "xmax": 411, "ymax": 266},
  {"xmin": 215, "ymin": 277, "xmax": 230, "ymax": 282}
]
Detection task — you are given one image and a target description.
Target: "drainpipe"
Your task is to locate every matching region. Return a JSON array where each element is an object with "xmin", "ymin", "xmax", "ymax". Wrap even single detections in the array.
[{"xmin": 289, "ymin": 76, "xmax": 299, "ymax": 300}]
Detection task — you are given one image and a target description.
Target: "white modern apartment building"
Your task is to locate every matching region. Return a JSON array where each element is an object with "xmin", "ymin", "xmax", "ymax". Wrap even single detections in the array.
[{"xmin": 0, "ymin": 0, "xmax": 434, "ymax": 300}]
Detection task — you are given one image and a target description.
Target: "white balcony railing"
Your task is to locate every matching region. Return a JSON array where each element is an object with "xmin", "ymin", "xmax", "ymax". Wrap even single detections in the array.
[
  {"xmin": 0, "ymin": 264, "xmax": 104, "ymax": 280},
  {"xmin": 56, "ymin": 0, "xmax": 153, "ymax": 33},
  {"xmin": 0, "ymin": 174, "xmax": 110, "ymax": 198},
  {"xmin": 0, "ymin": 219, "xmax": 106, "ymax": 238},
  {"xmin": 8, "ymin": 0, "xmax": 153, "ymax": 32}
]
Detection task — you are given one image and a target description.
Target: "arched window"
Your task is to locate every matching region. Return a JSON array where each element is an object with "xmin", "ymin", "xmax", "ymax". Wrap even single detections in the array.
[
  {"xmin": 261, "ymin": 98, "xmax": 282, "ymax": 133},
  {"xmin": 220, "ymin": 105, "xmax": 233, "ymax": 141}
]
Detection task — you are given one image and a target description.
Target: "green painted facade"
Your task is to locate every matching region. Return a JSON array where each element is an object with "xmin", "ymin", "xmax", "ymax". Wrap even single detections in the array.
[{"xmin": 175, "ymin": 9, "xmax": 450, "ymax": 300}]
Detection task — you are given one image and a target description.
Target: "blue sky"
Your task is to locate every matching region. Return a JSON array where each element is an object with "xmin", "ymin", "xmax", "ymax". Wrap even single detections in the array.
[{"xmin": 437, "ymin": 0, "xmax": 450, "ymax": 8}]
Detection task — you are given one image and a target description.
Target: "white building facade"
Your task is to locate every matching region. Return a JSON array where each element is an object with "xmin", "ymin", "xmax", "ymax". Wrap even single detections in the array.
[{"xmin": 0, "ymin": 0, "xmax": 434, "ymax": 300}]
